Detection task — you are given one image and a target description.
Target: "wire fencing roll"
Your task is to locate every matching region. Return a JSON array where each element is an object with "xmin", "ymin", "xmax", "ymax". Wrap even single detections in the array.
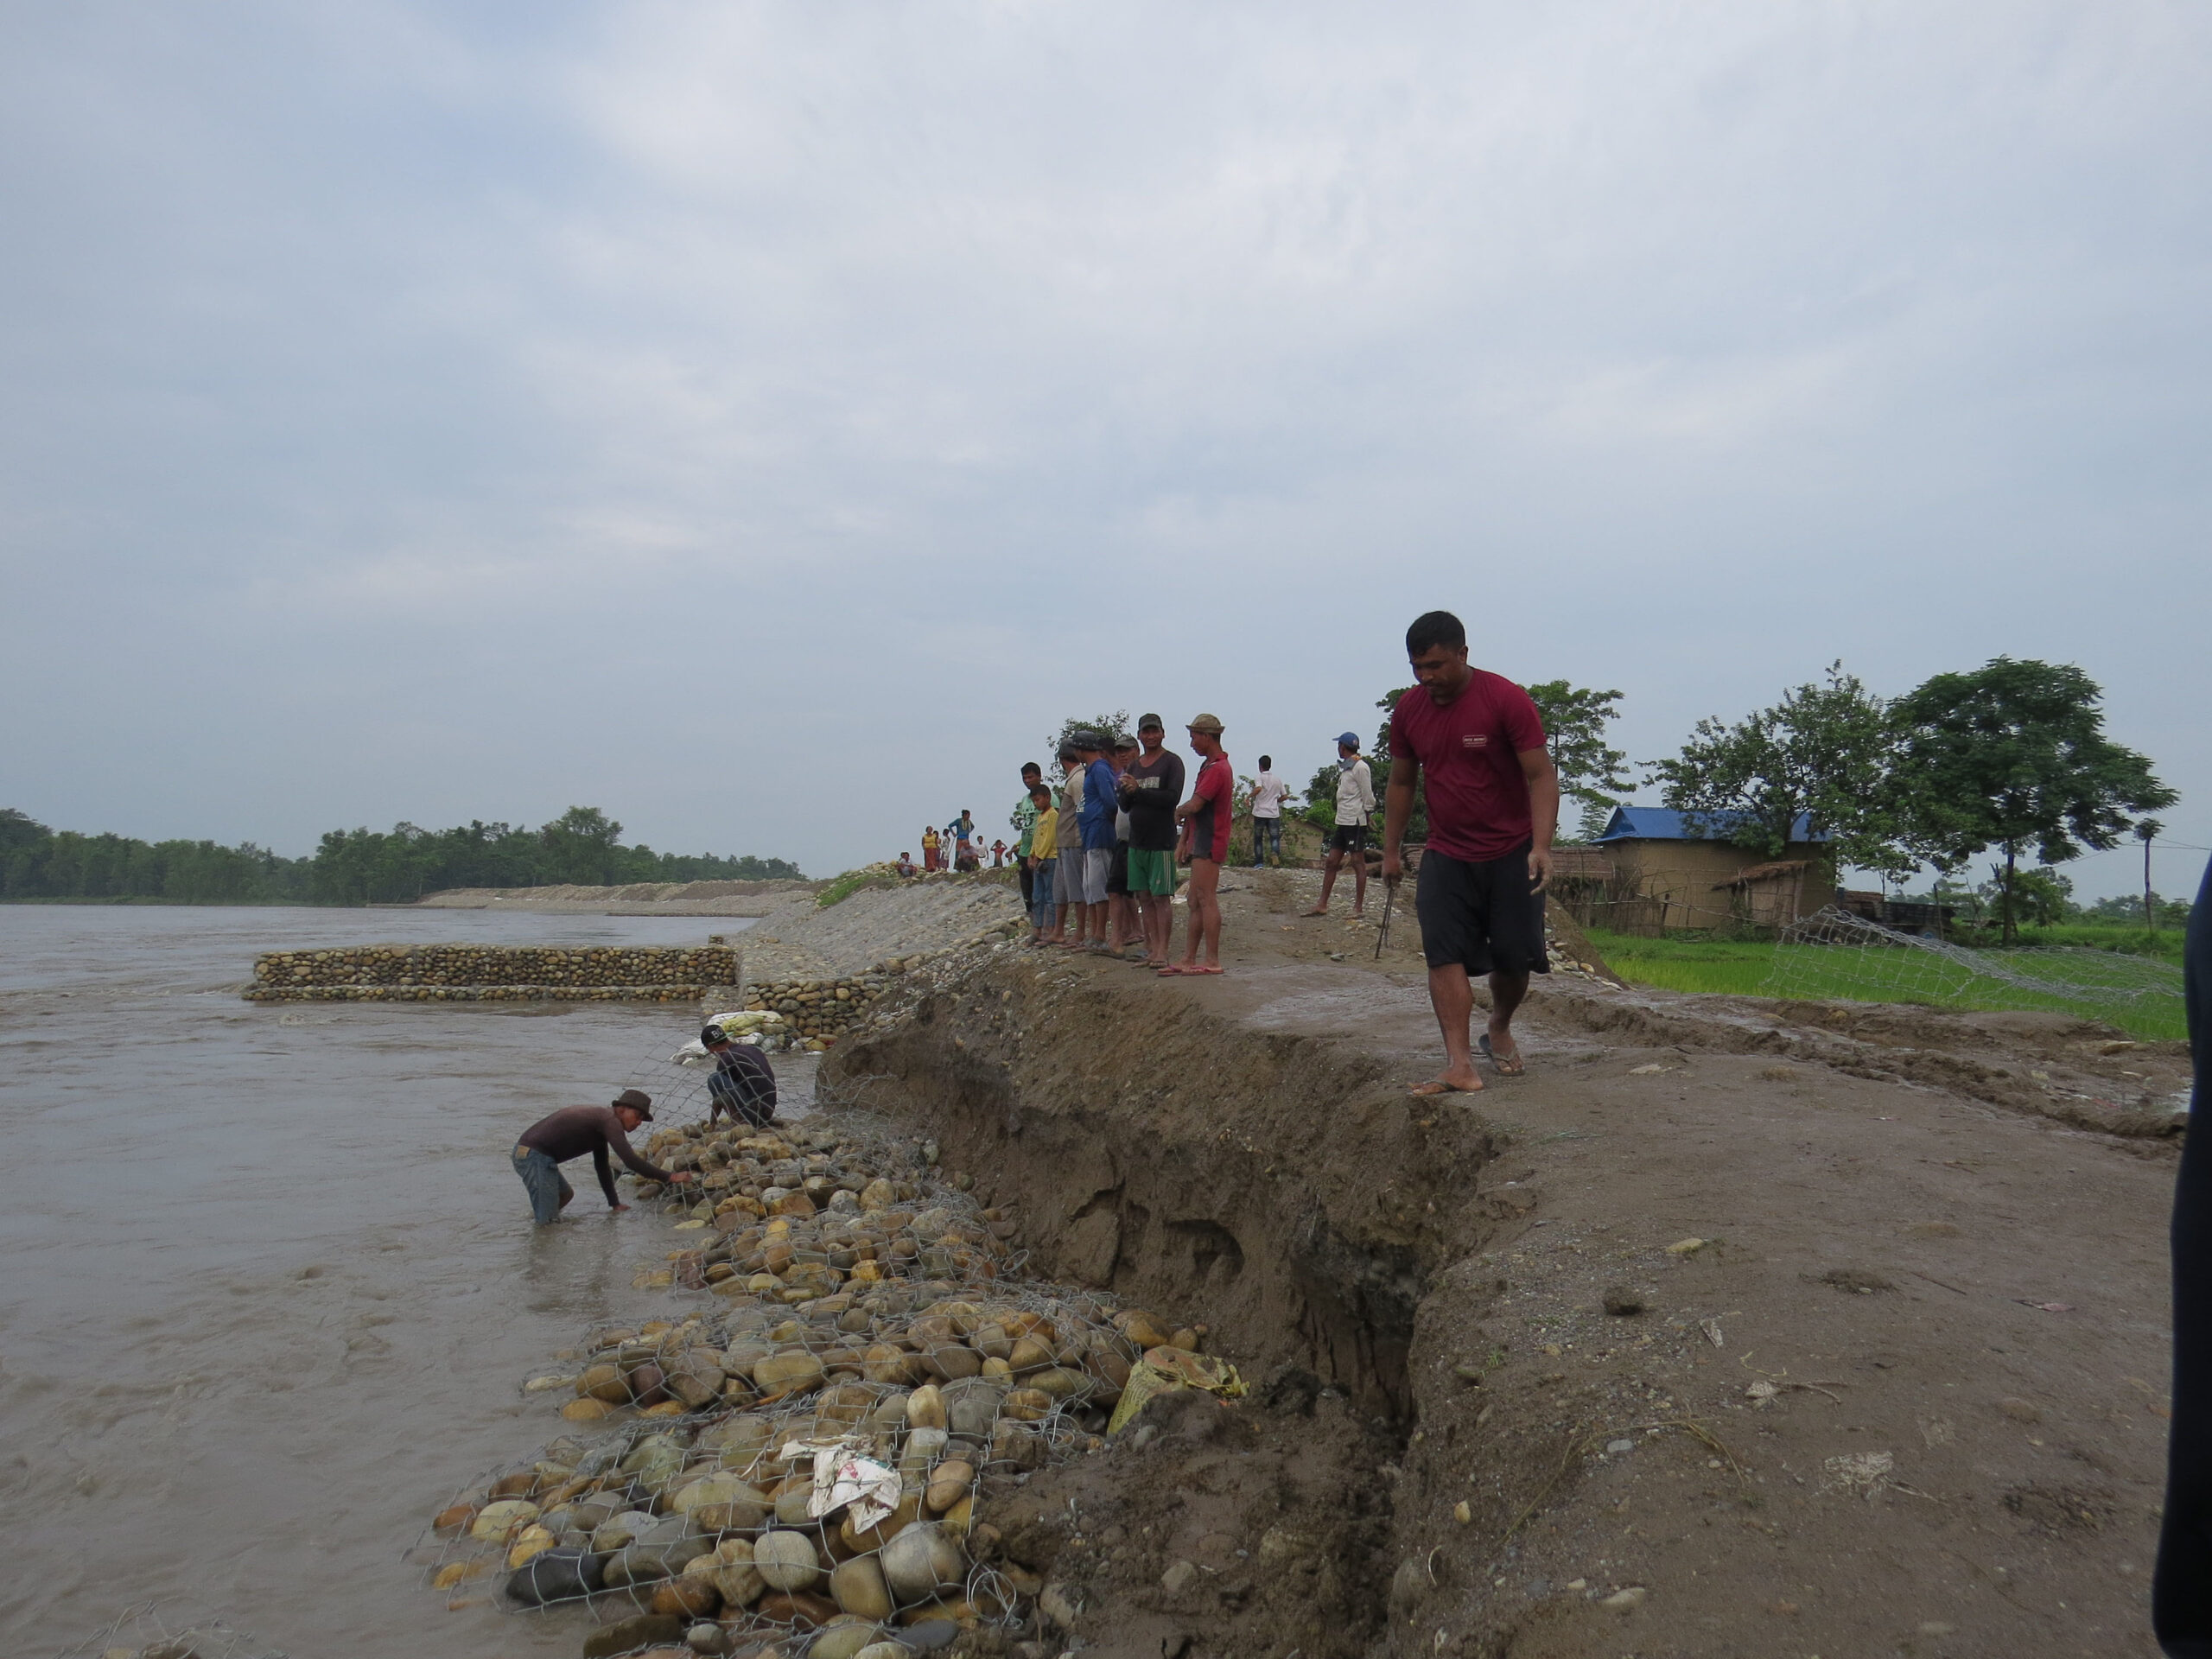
[{"xmin": 1764, "ymin": 906, "xmax": 2185, "ymax": 1033}]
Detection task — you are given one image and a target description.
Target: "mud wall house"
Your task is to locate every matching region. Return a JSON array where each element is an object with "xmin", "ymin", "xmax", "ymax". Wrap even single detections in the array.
[
  {"xmin": 1542, "ymin": 846, "xmax": 1621, "ymax": 927},
  {"xmin": 1592, "ymin": 806, "xmax": 1835, "ymax": 934}
]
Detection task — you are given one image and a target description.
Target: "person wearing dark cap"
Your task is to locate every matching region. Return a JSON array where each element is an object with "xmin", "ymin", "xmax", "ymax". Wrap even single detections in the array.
[
  {"xmin": 1073, "ymin": 730, "xmax": 1119, "ymax": 952},
  {"xmin": 702, "ymin": 1022, "xmax": 779, "ymax": 1128},
  {"xmin": 1304, "ymin": 731, "xmax": 1378, "ymax": 918},
  {"xmin": 512, "ymin": 1090, "xmax": 693, "ymax": 1224},
  {"xmin": 1120, "ymin": 714, "xmax": 1185, "ymax": 967}
]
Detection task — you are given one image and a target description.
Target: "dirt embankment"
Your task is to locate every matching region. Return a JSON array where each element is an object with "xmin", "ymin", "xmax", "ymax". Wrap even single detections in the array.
[{"xmin": 822, "ymin": 874, "xmax": 2184, "ymax": 1659}]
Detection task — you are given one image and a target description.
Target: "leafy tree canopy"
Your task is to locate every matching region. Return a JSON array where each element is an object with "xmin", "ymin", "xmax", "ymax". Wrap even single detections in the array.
[
  {"xmin": 1648, "ymin": 662, "xmax": 1899, "ymax": 869},
  {"xmin": 1889, "ymin": 657, "xmax": 2176, "ymax": 943},
  {"xmin": 1525, "ymin": 681, "xmax": 1630, "ymax": 842},
  {"xmin": 1046, "ymin": 712, "xmax": 1132, "ymax": 760}
]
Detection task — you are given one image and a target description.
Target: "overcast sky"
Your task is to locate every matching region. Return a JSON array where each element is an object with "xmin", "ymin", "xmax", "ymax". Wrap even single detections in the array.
[{"xmin": 3, "ymin": 2, "xmax": 2206, "ymax": 899}]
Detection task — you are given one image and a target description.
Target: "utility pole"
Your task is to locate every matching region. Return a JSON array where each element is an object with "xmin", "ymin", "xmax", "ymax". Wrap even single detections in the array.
[{"xmin": 2137, "ymin": 819, "xmax": 2162, "ymax": 937}]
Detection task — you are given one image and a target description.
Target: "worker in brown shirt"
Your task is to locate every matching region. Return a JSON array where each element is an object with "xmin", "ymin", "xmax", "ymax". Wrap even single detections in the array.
[{"xmin": 512, "ymin": 1087, "xmax": 693, "ymax": 1223}]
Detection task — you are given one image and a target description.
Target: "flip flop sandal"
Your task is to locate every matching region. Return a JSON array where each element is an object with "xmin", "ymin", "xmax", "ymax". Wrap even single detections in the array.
[
  {"xmin": 1408, "ymin": 1077, "xmax": 1484, "ymax": 1096},
  {"xmin": 1478, "ymin": 1033, "xmax": 1526, "ymax": 1076}
]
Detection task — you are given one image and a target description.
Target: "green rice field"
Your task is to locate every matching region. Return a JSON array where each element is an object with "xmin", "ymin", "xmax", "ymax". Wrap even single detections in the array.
[{"xmin": 1586, "ymin": 927, "xmax": 2190, "ymax": 1042}]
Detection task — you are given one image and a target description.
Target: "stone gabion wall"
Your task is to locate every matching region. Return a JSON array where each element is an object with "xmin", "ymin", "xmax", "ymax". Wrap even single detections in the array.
[
  {"xmin": 740, "ymin": 922, "xmax": 1027, "ymax": 1043},
  {"xmin": 739, "ymin": 971, "xmax": 893, "ymax": 1043},
  {"xmin": 244, "ymin": 944, "xmax": 739, "ymax": 1004}
]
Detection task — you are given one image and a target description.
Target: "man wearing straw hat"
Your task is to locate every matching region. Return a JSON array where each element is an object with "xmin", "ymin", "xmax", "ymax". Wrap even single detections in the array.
[{"xmin": 512, "ymin": 1090, "xmax": 694, "ymax": 1223}]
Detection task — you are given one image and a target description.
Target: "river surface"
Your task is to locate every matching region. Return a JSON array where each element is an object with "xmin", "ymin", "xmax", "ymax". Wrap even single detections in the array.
[{"xmin": 0, "ymin": 906, "xmax": 797, "ymax": 1657}]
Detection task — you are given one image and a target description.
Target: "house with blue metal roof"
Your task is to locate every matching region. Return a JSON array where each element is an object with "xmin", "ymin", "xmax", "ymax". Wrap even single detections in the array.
[
  {"xmin": 1593, "ymin": 806, "xmax": 1827, "ymax": 846},
  {"xmin": 1580, "ymin": 805, "xmax": 1836, "ymax": 933}
]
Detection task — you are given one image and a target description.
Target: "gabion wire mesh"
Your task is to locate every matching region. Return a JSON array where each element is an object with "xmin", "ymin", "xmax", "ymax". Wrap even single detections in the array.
[
  {"xmin": 1764, "ymin": 906, "xmax": 2185, "ymax": 1030},
  {"xmin": 426, "ymin": 1081, "xmax": 1217, "ymax": 1655},
  {"xmin": 56, "ymin": 1603, "xmax": 289, "ymax": 1659}
]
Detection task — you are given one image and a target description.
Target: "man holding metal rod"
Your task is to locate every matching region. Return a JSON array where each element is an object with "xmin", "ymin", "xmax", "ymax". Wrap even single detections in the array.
[{"xmin": 1381, "ymin": 609, "xmax": 1560, "ymax": 1096}]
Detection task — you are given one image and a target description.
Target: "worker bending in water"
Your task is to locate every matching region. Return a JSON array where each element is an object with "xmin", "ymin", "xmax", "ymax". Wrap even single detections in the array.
[
  {"xmin": 511, "ymin": 1088, "xmax": 693, "ymax": 1224},
  {"xmin": 703, "ymin": 1023, "xmax": 779, "ymax": 1128}
]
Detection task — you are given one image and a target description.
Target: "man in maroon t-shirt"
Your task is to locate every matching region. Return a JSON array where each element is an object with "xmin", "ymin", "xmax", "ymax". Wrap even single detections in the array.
[
  {"xmin": 1166, "ymin": 713, "xmax": 1232, "ymax": 976},
  {"xmin": 1381, "ymin": 609, "xmax": 1560, "ymax": 1094}
]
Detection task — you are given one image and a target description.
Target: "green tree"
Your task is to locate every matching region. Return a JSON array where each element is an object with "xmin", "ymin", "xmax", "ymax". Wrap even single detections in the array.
[
  {"xmin": 1648, "ymin": 662, "xmax": 1899, "ymax": 871},
  {"xmin": 1046, "ymin": 712, "xmax": 1132, "ymax": 758},
  {"xmin": 1323, "ymin": 689, "xmax": 1427, "ymax": 842},
  {"xmin": 1525, "ymin": 681, "xmax": 1630, "ymax": 842},
  {"xmin": 1890, "ymin": 658, "xmax": 2177, "ymax": 944},
  {"xmin": 538, "ymin": 806, "xmax": 625, "ymax": 886},
  {"xmin": 1976, "ymin": 864, "xmax": 2075, "ymax": 930}
]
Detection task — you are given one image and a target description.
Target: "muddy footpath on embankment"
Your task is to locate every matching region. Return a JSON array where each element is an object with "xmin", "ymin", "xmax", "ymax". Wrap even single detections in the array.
[{"xmin": 816, "ymin": 866, "xmax": 2187, "ymax": 1659}]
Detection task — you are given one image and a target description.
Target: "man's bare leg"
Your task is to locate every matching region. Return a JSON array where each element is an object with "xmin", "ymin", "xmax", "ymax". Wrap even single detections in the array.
[
  {"xmin": 1140, "ymin": 892, "xmax": 1171, "ymax": 965},
  {"xmin": 1304, "ymin": 848, "xmax": 1344, "ymax": 915},
  {"xmin": 1351, "ymin": 853, "xmax": 1369, "ymax": 918},
  {"xmin": 1486, "ymin": 969, "xmax": 1530, "ymax": 1070},
  {"xmin": 1195, "ymin": 868, "xmax": 1223, "ymax": 966},
  {"xmin": 1179, "ymin": 859, "xmax": 1224, "ymax": 967},
  {"xmin": 1410, "ymin": 963, "xmax": 1484, "ymax": 1094}
]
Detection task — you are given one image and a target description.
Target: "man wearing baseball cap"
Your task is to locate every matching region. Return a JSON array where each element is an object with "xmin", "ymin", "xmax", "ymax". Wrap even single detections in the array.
[
  {"xmin": 1119, "ymin": 714, "xmax": 1185, "ymax": 968},
  {"xmin": 1165, "ymin": 713, "xmax": 1232, "ymax": 975},
  {"xmin": 1304, "ymin": 730, "xmax": 1378, "ymax": 919},
  {"xmin": 702, "ymin": 1022, "xmax": 779, "ymax": 1128},
  {"xmin": 512, "ymin": 1090, "xmax": 693, "ymax": 1224}
]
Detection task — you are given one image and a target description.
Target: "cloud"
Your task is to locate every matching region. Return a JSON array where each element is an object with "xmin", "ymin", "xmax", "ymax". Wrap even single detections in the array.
[{"xmin": 0, "ymin": 0, "xmax": 2205, "ymax": 895}]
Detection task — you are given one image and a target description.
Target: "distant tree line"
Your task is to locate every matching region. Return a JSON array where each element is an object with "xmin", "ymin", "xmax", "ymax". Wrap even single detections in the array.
[{"xmin": 0, "ymin": 804, "xmax": 803, "ymax": 906}]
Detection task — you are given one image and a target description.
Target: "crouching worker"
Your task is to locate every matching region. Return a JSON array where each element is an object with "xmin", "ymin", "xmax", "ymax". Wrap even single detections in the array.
[
  {"xmin": 512, "ymin": 1087, "xmax": 693, "ymax": 1223},
  {"xmin": 703, "ymin": 1023, "xmax": 779, "ymax": 1128}
]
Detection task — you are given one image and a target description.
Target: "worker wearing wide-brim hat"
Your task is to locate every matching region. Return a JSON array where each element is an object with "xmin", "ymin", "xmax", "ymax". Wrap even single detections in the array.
[{"xmin": 511, "ymin": 1088, "xmax": 693, "ymax": 1223}]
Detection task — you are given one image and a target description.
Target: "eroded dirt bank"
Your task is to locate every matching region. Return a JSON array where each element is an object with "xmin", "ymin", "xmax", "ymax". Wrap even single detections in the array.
[{"xmin": 824, "ymin": 874, "xmax": 2183, "ymax": 1659}]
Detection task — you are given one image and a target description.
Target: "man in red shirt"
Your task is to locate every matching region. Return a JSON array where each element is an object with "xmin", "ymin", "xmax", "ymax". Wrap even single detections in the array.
[
  {"xmin": 1165, "ymin": 713, "xmax": 1231, "ymax": 975},
  {"xmin": 1381, "ymin": 610, "xmax": 1560, "ymax": 1094}
]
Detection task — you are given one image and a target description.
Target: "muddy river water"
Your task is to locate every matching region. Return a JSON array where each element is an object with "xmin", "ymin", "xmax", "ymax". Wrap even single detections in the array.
[{"xmin": 1, "ymin": 906, "xmax": 789, "ymax": 1656}]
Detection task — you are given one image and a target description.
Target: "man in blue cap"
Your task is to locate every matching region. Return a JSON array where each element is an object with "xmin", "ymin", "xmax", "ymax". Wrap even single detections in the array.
[{"xmin": 1303, "ymin": 731, "xmax": 1377, "ymax": 918}]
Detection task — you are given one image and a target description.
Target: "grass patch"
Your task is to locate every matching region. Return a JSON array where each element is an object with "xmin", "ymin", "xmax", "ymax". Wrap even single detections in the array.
[
  {"xmin": 1586, "ymin": 927, "xmax": 2186, "ymax": 1041},
  {"xmin": 815, "ymin": 869, "xmax": 898, "ymax": 908}
]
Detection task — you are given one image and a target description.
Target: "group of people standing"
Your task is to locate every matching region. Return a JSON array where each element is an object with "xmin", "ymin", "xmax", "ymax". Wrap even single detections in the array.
[
  {"xmin": 912, "ymin": 813, "xmax": 986, "ymax": 874},
  {"xmin": 996, "ymin": 610, "xmax": 1566, "ymax": 1094},
  {"xmin": 1007, "ymin": 712, "xmax": 1235, "ymax": 974}
]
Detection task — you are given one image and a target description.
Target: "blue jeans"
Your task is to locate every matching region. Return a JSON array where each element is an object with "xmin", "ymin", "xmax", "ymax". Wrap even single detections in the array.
[
  {"xmin": 1251, "ymin": 816, "xmax": 1283, "ymax": 866},
  {"xmin": 1031, "ymin": 860, "xmax": 1058, "ymax": 930},
  {"xmin": 513, "ymin": 1147, "xmax": 573, "ymax": 1224}
]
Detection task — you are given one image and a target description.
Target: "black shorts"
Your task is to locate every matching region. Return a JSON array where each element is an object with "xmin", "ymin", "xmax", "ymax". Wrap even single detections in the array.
[
  {"xmin": 1414, "ymin": 842, "xmax": 1548, "ymax": 976},
  {"xmin": 1329, "ymin": 824, "xmax": 1370, "ymax": 855},
  {"xmin": 1107, "ymin": 840, "xmax": 1130, "ymax": 896}
]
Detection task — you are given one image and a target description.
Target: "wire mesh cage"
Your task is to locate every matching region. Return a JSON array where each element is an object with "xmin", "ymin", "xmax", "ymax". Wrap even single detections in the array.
[{"xmin": 431, "ymin": 1077, "xmax": 1232, "ymax": 1656}]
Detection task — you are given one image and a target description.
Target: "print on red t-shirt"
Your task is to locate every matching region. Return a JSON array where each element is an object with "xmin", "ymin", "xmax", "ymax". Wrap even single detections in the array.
[{"xmin": 1388, "ymin": 671, "xmax": 1547, "ymax": 862}]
